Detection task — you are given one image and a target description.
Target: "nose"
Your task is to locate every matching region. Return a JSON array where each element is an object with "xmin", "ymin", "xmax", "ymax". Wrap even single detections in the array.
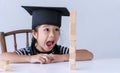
[{"xmin": 49, "ymin": 31, "xmax": 55, "ymax": 38}]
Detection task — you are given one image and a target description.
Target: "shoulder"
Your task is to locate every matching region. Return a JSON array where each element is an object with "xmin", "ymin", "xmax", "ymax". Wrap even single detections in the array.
[
  {"xmin": 15, "ymin": 46, "xmax": 31, "ymax": 55},
  {"xmin": 56, "ymin": 45, "xmax": 69, "ymax": 54},
  {"xmin": 57, "ymin": 45, "xmax": 69, "ymax": 49}
]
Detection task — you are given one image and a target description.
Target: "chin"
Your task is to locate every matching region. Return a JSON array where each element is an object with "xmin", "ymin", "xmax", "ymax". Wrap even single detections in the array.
[{"xmin": 45, "ymin": 47, "xmax": 53, "ymax": 52}]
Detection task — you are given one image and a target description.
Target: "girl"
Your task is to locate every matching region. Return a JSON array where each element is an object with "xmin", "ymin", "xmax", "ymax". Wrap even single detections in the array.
[{"xmin": 0, "ymin": 6, "xmax": 93, "ymax": 64}]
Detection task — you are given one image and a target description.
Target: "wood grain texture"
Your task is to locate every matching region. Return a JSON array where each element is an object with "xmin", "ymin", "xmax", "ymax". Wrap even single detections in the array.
[
  {"xmin": 0, "ymin": 29, "xmax": 32, "ymax": 53},
  {"xmin": 69, "ymin": 11, "xmax": 76, "ymax": 70},
  {"xmin": 0, "ymin": 60, "xmax": 11, "ymax": 71}
]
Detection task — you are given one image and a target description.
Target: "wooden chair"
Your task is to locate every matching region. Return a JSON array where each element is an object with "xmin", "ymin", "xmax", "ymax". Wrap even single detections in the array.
[{"xmin": 0, "ymin": 29, "xmax": 32, "ymax": 53}]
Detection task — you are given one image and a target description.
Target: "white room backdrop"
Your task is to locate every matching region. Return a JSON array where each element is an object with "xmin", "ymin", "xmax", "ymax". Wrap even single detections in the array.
[{"xmin": 0, "ymin": 0, "xmax": 120, "ymax": 59}]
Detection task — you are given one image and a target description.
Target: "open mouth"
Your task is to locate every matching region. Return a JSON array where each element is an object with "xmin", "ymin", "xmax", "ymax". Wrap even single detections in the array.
[{"xmin": 46, "ymin": 41, "xmax": 54, "ymax": 49}]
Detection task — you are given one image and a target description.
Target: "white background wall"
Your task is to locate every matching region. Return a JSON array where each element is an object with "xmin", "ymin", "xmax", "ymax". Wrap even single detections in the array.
[{"xmin": 0, "ymin": 0, "xmax": 120, "ymax": 59}]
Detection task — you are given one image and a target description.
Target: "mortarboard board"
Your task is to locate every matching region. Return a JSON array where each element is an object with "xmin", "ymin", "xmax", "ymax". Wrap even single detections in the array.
[{"xmin": 22, "ymin": 6, "xmax": 70, "ymax": 29}]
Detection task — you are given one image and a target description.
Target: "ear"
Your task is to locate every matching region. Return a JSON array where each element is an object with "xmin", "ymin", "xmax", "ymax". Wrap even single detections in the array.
[{"xmin": 32, "ymin": 30, "xmax": 38, "ymax": 39}]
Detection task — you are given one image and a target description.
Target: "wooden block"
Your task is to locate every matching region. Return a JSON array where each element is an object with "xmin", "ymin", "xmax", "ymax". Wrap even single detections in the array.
[
  {"xmin": 69, "ymin": 11, "xmax": 76, "ymax": 70},
  {"xmin": 4, "ymin": 65, "xmax": 11, "ymax": 71},
  {"xmin": 69, "ymin": 52, "xmax": 76, "ymax": 70},
  {"xmin": 70, "ymin": 63, "xmax": 76, "ymax": 70},
  {"xmin": 70, "ymin": 11, "xmax": 76, "ymax": 40},
  {"xmin": 0, "ymin": 60, "xmax": 11, "ymax": 71}
]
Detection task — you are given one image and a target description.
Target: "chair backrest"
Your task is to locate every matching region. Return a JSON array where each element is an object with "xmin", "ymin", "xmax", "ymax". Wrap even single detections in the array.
[{"xmin": 0, "ymin": 29, "xmax": 32, "ymax": 53}]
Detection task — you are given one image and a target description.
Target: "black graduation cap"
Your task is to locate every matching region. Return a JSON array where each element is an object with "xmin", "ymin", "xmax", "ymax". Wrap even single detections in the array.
[{"xmin": 22, "ymin": 6, "xmax": 70, "ymax": 29}]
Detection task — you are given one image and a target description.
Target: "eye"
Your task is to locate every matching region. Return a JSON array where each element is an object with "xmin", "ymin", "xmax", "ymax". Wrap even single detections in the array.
[
  {"xmin": 55, "ymin": 28, "xmax": 60, "ymax": 32},
  {"xmin": 44, "ymin": 28, "xmax": 49, "ymax": 31}
]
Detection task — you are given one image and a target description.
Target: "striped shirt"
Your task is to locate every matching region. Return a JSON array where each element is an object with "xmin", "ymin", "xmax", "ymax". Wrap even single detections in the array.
[{"xmin": 15, "ymin": 45, "xmax": 69, "ymax": 55}]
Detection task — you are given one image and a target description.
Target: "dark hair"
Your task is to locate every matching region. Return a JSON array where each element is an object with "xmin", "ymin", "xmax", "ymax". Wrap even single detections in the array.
[{"xmin": 31, "ymin": 26, "xmax": 38, "ymax": 49}]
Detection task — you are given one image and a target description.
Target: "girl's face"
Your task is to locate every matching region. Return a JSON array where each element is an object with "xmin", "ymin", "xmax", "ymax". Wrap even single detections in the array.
[{"xmin": 32, "ymin": 24, "xmax": 60, "ymax": 52}]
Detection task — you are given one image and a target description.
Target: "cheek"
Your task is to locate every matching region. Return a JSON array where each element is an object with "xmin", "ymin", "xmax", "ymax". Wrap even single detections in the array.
[
  {"xmin": 55, "ymin": 34, "xmax": 60, "ymax": 40},
  {"xmin": 37, "ymin": 36, "xmax": 45, "ymax": 46},
  {"xmin": 38, "ymin": 34, "xmax": 46, "ymax": 40},
  {"xmin": 37, "ymin": 28, "xmax": 48, "ymax": 38},
  {"xmin": 37, "ymin": 33, "xmax": 48, "ymax": 43}
]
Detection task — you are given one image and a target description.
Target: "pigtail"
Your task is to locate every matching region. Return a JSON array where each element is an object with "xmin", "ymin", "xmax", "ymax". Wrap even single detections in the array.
[
  {"xmin": 29, "ymin": 37, "xmax": 37, "ymax": 55},
  {"xmin": 31, "ymin": 37, "xmax": 37, "ymax": 49},
  {"xmin": 30, "ymin": 25, "xmax": 39, "ymax": 55},
  {"xmin": 31, "ymin": 27, "xmax": 38, "ymax": 49}
]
